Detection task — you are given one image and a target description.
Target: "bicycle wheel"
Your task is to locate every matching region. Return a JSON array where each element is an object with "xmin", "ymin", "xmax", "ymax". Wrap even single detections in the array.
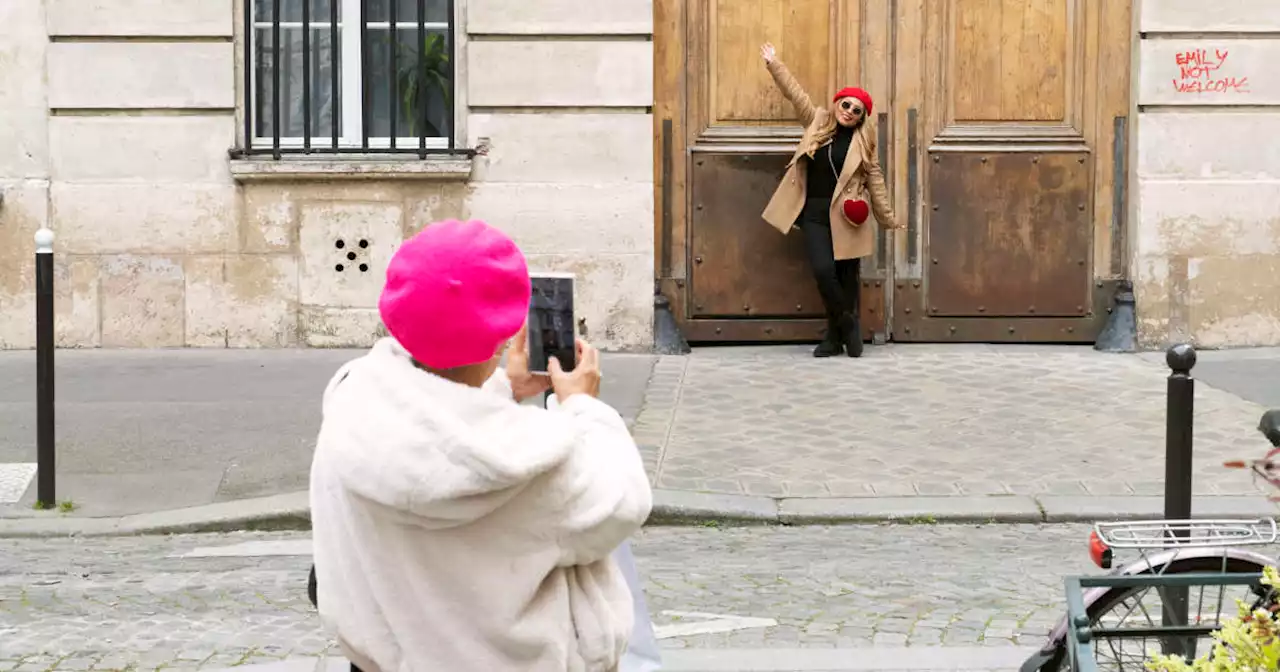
[{"xmin": 1045, "ymin": 556, "xmax": 1273, "ymax": 672}]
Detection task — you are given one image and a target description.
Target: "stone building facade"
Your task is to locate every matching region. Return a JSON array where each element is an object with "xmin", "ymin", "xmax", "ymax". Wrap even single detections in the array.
[
  {"xmin": 1134, "ymin": 0, "xmax": 1280, "ymax": 348},
  {"xmin": 3, "ymin": 0, "xmax": 1280, "ymax": 352},
  {"xmin": 0, "ymin": 0, "xmax": 655, "ymax": 351}
]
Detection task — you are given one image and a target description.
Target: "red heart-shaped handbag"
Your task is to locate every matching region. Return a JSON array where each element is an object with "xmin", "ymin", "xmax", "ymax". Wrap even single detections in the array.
[{"xmin": 841, "ymin": 198, "xmax": 870, "ymax": 226}]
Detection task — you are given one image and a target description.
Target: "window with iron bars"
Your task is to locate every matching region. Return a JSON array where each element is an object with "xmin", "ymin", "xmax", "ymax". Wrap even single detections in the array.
[{"xmin": 241, "ymin": 0, "xmax": 459, "ymax": 158}]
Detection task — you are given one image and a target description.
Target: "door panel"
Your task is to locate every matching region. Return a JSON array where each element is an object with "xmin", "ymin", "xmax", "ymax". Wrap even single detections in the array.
[
  {"xmin": 953, "ymin": 0, "xmax": 1068, "ymax": 122},
  {"xmin": 686, "ymin": 150, "xmax": 887, "ymax": 338},
  {"xmin": 892, "ymin": 0, "xmax": 1131, "ymax": 342},
  {"xmin": 712, "ymin": 0, "xmax": 832, "ymax": 125},
  {"xmin": 928, "ymin": 151, "xmax": 1091, "ymax": 317},
  {"xmin": 689, "ymin": 0, "xmax": 849, "ymax": 142},
  {"xmin": 689, "ymin": 153, "xmax": 823, "ymax": 318},
  {"xmin": 939, "ymin": 0, "xmax": 1083, "ymax": 138}
]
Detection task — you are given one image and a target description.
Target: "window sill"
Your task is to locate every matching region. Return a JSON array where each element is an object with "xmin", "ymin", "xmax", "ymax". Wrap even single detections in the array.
[{"xmin": 229, "ymin": 155, "xmax": 474, "ymax": 183}]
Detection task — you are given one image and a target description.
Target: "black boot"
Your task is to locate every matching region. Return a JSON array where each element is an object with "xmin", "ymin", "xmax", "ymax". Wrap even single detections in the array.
[
  {"xmin": 835, "ymin": 258, "xmax": 864, "ymax": 358},
  {"xmin": 813, "ymin": 317, "xmax": 843, "ymax": 358},
  {"xmin": 839, "ymin": 312, "xmax": 863, "ymax": 358}
]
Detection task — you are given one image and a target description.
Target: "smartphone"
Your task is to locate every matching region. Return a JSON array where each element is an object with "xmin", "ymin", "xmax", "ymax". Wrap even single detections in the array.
[{"xmin": 527, "ymin": 272, "xmax": 576, "ymax": 375}]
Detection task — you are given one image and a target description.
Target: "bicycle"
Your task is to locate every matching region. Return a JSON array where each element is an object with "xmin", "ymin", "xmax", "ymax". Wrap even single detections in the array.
[{"xmin": 1019, "ymin": 409, "xmax": 1280, "ymax": 672}]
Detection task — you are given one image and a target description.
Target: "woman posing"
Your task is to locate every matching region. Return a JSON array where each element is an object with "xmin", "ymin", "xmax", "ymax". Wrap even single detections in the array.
[{"xmin": 759, "ymin": 42, "xmax": 900, "ymax": 358}]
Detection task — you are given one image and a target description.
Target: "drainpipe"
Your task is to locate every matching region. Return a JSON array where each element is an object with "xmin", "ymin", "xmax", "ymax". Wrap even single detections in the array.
[
  {"xmin": 654, "ymin": 118, "xmax": 690, "ymax": 355},
  {"xmin": 1095, "ymin": 115, "xmax": 1136, "ymax": 353}
]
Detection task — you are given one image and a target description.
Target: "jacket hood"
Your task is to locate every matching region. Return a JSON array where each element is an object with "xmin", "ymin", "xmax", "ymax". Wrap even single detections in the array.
[{"xmin": 315, "ymin": 338, "xmax": 578, "ymax": 529}]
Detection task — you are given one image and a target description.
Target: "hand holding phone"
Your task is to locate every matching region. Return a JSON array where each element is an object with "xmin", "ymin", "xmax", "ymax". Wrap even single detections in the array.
[
  {"xmin": 550, "ymin": 339, "xmax": 600, "ymax": 403},
  {"xmin": 505, "ymin": 322, "xmax": 551, "ymax": 403}
]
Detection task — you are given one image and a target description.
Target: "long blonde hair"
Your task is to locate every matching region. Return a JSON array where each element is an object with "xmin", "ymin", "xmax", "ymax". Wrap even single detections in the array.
[{"xmin": 810, "ymin": 104, "xmax": 876, "ymax": 163}]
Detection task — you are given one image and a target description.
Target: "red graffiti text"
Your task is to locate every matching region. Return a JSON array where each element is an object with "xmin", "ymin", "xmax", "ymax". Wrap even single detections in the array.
[{"xmin": 1173, "ymin": 48, "xmax": 1250, "ymax": 94}]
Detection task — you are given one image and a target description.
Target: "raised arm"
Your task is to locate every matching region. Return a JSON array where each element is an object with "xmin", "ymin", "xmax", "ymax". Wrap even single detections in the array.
[{"xmin": 761, "ymin": 43, "xmax": 818, "ymax": 128}]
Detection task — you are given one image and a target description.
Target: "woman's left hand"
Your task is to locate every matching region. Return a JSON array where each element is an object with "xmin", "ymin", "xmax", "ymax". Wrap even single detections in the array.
[{"xmin": 506, "ymin": 322, "xmax": 551, "ymax": 402}]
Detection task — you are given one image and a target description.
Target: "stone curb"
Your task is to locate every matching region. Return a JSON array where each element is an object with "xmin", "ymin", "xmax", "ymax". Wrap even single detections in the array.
[
  {"xmin": 0, "ymin": 492, "xmax": 313, "ymax": 538},
  {"xmin": 1, "ymin": 490, "xmax": 1276, "ymax": 537}
]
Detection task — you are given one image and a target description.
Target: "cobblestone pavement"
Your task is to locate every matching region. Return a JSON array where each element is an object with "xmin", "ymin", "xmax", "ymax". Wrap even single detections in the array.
[
  {"xmin": 0, "ymin": 524, "xmax": 1097, "ymax": 670},
  {"xmin": 633, "ymin": 345, "xmax": 1275, "ymax": 498}
]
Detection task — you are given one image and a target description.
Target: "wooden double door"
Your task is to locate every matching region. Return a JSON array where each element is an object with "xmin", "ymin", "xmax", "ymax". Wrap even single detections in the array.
[{"xmin": 654, "ymin": 0, "xmax": 1133, "ymax": 343}]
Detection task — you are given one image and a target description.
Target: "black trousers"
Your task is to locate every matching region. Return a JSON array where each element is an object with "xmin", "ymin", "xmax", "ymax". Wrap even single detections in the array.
[{"xmin": 798, "ymin": 199, "xmax": 861, "ymax": 320}]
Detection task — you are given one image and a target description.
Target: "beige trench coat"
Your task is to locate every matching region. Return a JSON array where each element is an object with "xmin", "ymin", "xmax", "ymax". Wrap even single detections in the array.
[{"xmin": 760, "ymin": 59, "xmax": 898, "ymax": 261}]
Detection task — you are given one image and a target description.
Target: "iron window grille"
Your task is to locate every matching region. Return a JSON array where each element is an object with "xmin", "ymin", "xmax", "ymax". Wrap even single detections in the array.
[{"xmin": 236, "ymin": 0, "xmax": 467, "ymax": 159}]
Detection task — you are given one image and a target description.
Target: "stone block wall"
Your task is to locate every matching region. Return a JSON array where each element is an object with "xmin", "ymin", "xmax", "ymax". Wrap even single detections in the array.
[
  {"xmin": 1135, "ymin": 0, "xmax": 1280, "ymax": 348},
  {"xmin": 0, "ymin": 0, "xmax": 53, "ymax": 349},
  {"xmin": 462, "ymin": 0, "xmax": 655, "ymax": 348},
  {"xmin": 0, "ymin": 0, "xmax": 656, "ymax": 351}
]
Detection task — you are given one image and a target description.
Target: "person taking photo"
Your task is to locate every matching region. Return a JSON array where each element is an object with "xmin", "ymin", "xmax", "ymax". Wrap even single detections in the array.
[{"xmin": 309, "ymin": 219, "xmax": 654, "ymax": 672}]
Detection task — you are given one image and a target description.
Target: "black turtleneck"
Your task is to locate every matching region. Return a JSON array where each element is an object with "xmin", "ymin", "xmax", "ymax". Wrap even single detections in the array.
[{"xmin": 805, "ymin": 124, "xmax": 856, "ymax": 200}]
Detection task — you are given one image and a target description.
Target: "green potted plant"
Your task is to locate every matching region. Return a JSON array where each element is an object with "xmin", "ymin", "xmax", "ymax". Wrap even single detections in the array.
[
  {"xmin": 396, "ymin": 33, "xmax": 451, "ymax": 138},
  {"xmin": 1146, "ymin": 565, "xmax": 1280, "ymax": 671}
]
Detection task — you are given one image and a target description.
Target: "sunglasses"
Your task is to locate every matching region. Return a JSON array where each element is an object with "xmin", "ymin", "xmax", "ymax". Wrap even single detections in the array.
[{"xmin": 838, "ymin": 100, "xmax": 864, "ymax": 116}]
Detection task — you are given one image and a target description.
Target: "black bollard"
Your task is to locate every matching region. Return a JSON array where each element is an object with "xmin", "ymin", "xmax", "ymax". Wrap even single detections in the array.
[
  {"xmin": 1162, "ymin": 342, "xmax": 1196, "ymax": 658},
  {"xmin": 1164, "ymin": 343, "xmax": 1196, "ymax": 522},
  {"xmin": 34, "ymin": 227, "xmax": 55, "ymax": 509}
]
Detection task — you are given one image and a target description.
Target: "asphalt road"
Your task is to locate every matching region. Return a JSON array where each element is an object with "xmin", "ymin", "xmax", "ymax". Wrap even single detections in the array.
[{"xmin": 0, "ymin": 349, "xmax": 654, "ymax": 514}]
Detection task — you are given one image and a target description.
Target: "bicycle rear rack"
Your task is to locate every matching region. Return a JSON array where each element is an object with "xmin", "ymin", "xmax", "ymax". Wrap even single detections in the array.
[{"xmin": 1095, "ymin": 518, "xmax": 1278, "ymax": 550}]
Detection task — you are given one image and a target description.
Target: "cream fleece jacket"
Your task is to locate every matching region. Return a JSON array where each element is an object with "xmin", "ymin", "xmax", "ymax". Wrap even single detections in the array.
[{"xmin": 309, "ymin": 338, "xmax": 654, "ymax": 672}]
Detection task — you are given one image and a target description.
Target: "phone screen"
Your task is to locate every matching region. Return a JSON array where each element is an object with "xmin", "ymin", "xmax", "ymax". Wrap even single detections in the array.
[{"xmin": 527, "ymin": 273, "xmax": 576, "ymax": 374}]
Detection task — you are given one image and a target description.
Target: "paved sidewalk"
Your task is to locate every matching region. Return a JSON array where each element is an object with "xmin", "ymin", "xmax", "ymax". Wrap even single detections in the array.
[
  {"xmin": 1, "ymin": 344, "xmax": 1279, "ymax": 527},
  {"xmin": 634, "ymin": 345, "xmax": 1280, "ymax": 499}
]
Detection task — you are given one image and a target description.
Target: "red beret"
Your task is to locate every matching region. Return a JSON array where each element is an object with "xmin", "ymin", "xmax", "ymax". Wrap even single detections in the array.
[{"xmin": 832, "ymin": 87, "xmax": 873, "ymax": 115}]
